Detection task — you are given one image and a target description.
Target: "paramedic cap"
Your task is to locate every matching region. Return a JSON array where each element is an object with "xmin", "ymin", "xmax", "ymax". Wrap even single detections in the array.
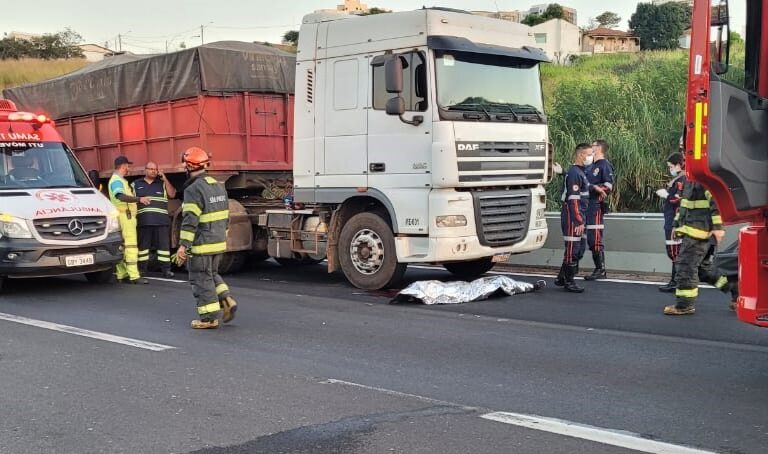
[{"xmin": 114, "ymin": 156, "xmax": 133, "ymax": 167}]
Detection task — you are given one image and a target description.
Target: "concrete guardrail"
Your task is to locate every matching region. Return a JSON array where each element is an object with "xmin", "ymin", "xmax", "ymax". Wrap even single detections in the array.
[{"xmin": 508, "ymin": 212, "xmax": 745, "ymax": 274}]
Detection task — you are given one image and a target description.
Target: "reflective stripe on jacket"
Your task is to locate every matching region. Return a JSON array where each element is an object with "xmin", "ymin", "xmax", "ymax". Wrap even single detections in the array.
[
  {"xmin": 108, "ymin": 173, "xmax": 137, "ymax": 216},
  {"xmin": 179, "ymin": 174, "xmax": 229, "ymax": 255},
  {"xmin": 673, "ymin": 181, "xmax": 723, "ymax": 240}
]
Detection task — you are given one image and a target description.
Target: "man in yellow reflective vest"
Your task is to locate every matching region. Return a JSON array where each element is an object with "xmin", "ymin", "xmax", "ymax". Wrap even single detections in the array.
[
  {"xmin": 174, "ymin": 147, "xmax": 237, "ymax": 329},
  {"xmin": 664, "ymin": 180, "xmax": 726, "ymax": 315},
  {"xmin": 108, "ymin": 156, "xmax": 150, "ymax": 284}
]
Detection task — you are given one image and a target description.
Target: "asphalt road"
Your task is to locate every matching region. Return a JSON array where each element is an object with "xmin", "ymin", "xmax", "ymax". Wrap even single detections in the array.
[{"xmin": 0, "ymin": 261, "xmax": 766, "ymax": 454}]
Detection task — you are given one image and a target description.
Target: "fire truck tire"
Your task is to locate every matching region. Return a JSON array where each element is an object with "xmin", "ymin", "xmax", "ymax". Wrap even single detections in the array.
[
  {"xmin": 338, "ymin": 212, "xmax": 406, "ymax": 290},
  {"xmin": 443, "ymin": 258, "xmax": 495, "ymax": 281},
  {"xmin": 218, "ymin": 252, "xmax": 248, "ymax": 275},
  {"xmin": 85, "ymin": 268, "xmax": 114, "ymax": 284}
]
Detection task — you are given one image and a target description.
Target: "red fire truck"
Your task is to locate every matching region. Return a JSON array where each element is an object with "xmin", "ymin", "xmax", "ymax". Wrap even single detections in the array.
[{"xmin": 686, "ymin": 0, "xmax": 768, "ymax": 326}]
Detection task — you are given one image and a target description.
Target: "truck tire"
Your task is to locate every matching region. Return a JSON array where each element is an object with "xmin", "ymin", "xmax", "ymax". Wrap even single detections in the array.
[
  {"xmin": 0, "ymin": 276, "xmax": 5, "ymax": 293},
  {"xmin": 85, "ymin": 268, "xmax": 114, "ymax": 284},
  {"xmin": 443, "ymin": 258, "xmax": 495, "ymax": 281},
  {"xmin": 218, "ymin": 252, "xmax": 248, "ymax": 275},
  {"xmin": 338, "ymin": 212, "xmax": 406, "ymax": 290}
]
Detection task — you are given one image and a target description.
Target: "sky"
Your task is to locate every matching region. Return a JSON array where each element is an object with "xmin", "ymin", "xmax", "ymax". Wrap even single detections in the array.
[{"xmin": 0, "ymin": 1, "xmax": 747, "ymax": 54}]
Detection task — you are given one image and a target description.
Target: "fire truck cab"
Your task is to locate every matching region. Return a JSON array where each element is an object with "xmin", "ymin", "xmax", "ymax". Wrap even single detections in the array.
[{"xmin": 0, "ymin": 100, "xmax": 122, "ymax": 291}]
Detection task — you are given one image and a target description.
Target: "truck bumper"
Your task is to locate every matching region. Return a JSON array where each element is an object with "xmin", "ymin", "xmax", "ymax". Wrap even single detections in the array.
[
  {"xmin": 394, "ymin": 186, "xmax": 548, "ymax": 263},
  {"xmin": 0, "ymin": 233, "xmax": 123, "ymax": 278}
]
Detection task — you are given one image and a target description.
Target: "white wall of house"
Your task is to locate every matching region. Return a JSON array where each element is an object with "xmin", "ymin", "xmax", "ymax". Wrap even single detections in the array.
[{"xmin": 530, "ymin": 19, "xmax": 582, "ymax": 64}]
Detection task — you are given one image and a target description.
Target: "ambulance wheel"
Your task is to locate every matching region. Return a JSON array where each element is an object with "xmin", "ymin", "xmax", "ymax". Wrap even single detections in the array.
[
  {"xmin": 338, "ymin": 212, "xmax": 406, "ymax": 290},
  {"xmin": 443, "ymin": 258, "xmax": 495, "ymax": 281},
  {"xmin": 218, "ymin": 252, "xmax": 247, "ymax": 275},
  {"xmin": 85, "ymin": 268, "xmax": 114, "ymax": 284}
]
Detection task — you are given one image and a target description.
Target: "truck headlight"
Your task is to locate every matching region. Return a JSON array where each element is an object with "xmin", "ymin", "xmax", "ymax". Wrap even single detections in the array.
[
  {"xmin": 0, "ymin": 214, "xmax": 33, "ymax": 239},
  {"xmin": 436, "ymin": 215, "xmax": 467, "ymax": 228},
  {"xmin": 107, "ymin": 211, "xmax": 121, "ymax": 233}
]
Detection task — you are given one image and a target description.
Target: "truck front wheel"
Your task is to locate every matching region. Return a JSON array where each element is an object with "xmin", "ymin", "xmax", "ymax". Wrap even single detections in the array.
[
  {"xmin": 338, "ymin": 212, "xmax": 406, "ymax": 290},
  {"xmin": 443, "ymin": 258, "xmax": 495, "ymax": 281}
]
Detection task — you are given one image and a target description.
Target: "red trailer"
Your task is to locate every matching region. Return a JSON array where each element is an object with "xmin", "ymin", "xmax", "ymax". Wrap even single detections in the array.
[{"xmin": 4, "ymin": 42, "xmax": 298, "ymax": 273}]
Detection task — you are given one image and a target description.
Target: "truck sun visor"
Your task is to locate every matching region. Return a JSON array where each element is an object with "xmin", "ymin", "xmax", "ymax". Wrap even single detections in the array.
[{"xmin": 427, "ymin": 36, "xmax": 550, "ymax": 63}]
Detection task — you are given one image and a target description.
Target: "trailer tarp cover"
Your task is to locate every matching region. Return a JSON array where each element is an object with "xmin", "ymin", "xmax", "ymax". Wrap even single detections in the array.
[{"xmin": 3, "ymin": 41, "xmax": 296, "ymax": 119}]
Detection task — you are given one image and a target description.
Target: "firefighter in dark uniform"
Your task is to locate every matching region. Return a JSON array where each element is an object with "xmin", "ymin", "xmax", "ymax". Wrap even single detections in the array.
[
  {"xmin": 132, "ymin": 161, "xmax": 177, "ymax": 279},
  {"xmin": 175, "ymin": 147, "xmax": 237, "ymax": 329},
  {"xmin": 584, "ymin": 139, "xmax": 614, "ymax": 281},
  {"xmin": 555, "ymin": 143, "xmax": 603, "ymax": 293},
  {"xmin": 657, "ymin": 152, "xmax": 685, "ymax": 292},
  {"xmin": 664, "ymin": 178, "xmax": 727, "ymax": 315}
]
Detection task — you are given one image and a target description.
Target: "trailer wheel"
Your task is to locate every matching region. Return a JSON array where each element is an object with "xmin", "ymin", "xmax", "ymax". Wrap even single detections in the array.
[
  {"xmin": 443, "ymin": 258, "xmax": 495, "ymax": 281},
  {"xmin": 85, "ymin": 268, "xmax": 114, "ymax": 284},
  {"xmin": 218, "ymin": 252, "xmax": 248, "ymax": 274},
  {"xmin": 338, "ymin": 212, "xmax": 406, "ymax": 290}
]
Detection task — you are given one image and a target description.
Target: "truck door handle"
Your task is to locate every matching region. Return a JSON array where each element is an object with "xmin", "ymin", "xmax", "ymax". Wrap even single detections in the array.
[{"xmin": 369, "ymin": 163, "xmax": 386, "ymax": 172}]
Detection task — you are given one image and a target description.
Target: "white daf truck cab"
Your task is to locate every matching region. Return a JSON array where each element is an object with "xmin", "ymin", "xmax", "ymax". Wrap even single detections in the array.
[
  {"xmin": 0, "ymin": 100, "xmax": 122, "ymax": 291},
  {"xmin": 266, "ymin": 8, "xmax": 552, "ymax": 289}
]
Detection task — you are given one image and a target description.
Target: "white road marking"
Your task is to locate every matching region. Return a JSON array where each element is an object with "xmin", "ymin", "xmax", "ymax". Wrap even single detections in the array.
[
  {"xmin": 146, "ymin": 277, "xmax": 187, "ymax": 283},
  {"xmin": 323, "ymin": 379, "xmax": 476, "ymax": 410},
  {"xmin": 480, "ymin": 412, "xmax": 718, "ymax": 454},
  {"xmin": 325, "ymin": 379, "xmax": 717, "ymax": 454},
  {"xmin": 0, "ymin": 312, "xmax": 175, "ymax": 352}
]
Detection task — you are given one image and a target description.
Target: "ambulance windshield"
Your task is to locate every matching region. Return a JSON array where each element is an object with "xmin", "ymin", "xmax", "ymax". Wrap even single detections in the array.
[{"xmin": 0, "ymin": 142, "xmax": 91, "ymax": 190}]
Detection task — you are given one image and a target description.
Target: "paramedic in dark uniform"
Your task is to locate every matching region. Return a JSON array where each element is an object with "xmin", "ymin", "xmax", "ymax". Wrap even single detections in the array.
[
  {"xmin": 555, "ymin": 143, "xmax": 603, "ymax": 293},
  {"xmin": 584, "ymin": 139, "xmax": 615, "ymax": 281},
  {"xmin": 131, "ymin": 161, "xmax": 176, "ymax": 279},
  {"xmin": 657, "ymin": 152, "xmax": 685, "ymax": 292}
]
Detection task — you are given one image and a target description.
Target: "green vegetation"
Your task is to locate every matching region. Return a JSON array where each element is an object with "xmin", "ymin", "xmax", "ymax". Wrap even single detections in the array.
[
  {"xmin": 0, "ymin": 29, "xmax": 84, "ymax": 60},
  {"xmin": 0, "ymin": 58, "xmax": 88, "ymax": 90},
  {"xmin": 543, "ymin": 50, "xmax": 689, "ymax": 212},
  {"xmin": 543, "ymin": 43, "xmax": 746, "ymax": 212}
]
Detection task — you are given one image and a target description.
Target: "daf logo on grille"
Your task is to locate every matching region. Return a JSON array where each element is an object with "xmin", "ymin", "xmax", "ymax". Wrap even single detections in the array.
[{"xmin": 68, "ymin": 219, "xmax": 85, "ymax": 236}]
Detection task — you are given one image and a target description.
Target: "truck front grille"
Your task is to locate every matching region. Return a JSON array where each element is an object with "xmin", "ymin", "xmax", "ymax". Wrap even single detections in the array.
[
  {"xmin": 472, "ymin": 190, "xmax": 531, "ymax": 247},
  {"xmin": 457, "ymin": 141, "xmax": 546, "ymax": 184},
  {"xmin": 33, "ymin": 217, "xmax": 107, "ymax": 241}
]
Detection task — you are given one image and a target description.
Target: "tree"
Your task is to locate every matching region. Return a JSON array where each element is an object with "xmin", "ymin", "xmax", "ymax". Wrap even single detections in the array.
[
  {"xmin": 522, "ymin": 3, "xmax": 565, "ymax": 27},
  {"xmin": 595, "ymin": 11, "xmax": 621, "ymax": 28},
  {"xmin": 282, "ymin": 30, "xmax": 299, "ymax": 47},
  {"xmin": 729, "ymin": 31, "xmax": 743, "ymax": 44},
  {"xmin": 362, "ymin": 7, "xmax": 391, "ymax": 15},
  {"xmin": 629, "ymin": 2, "xmax": 692, "ymax": 50},
  {"xmin": 179, "ymin": 41, "xmax": 187, "ymax": 50},
  {"xmin": 0, "ymin": 28, "xmax": 84, "ymax": 60}
]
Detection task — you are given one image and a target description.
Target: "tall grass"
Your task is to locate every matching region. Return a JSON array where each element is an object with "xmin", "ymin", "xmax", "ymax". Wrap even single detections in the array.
[
  {"xmin": 542, "ymin": 50, "xmax": 690, "ymax": 212},
  {"xmin": 0, "ymin": 58, "xmax": 88, "ymax": 90}
]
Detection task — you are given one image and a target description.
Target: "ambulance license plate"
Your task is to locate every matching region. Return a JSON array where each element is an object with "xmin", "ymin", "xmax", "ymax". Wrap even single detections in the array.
[
  {"xmin": 491, "ymin": 253, "xmax": 511, "ymax": 263},
  {"xmin": 65, "ymin": 254, "xmax": 94, "ymax": 267}
]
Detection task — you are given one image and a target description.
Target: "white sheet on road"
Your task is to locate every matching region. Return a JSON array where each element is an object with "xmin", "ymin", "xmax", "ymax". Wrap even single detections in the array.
[{"xmin": 392, "ymin": 276, "xmax": 545, "ymax": 305}]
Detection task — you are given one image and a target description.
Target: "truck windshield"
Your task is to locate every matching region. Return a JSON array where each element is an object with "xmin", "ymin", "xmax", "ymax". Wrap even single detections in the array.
[
  {"xmin": 435, "ymin": 50, "xmax": 545, "ymax": 121},
  {"xmin": 0, "ymin": 142, "xmax": 91, "ymax": 190}
]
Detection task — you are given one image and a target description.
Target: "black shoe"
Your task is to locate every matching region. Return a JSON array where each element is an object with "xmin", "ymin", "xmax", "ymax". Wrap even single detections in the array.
[
  {"xmin": 563, "ymin": 263, "xmax": 584, "ymax": 293},
  {"xmin": 658, "ymin": 280, "xmax": 677, "ymax": 293},
  {"xmin": 554, "ymin": 263, "xmax": 566, "ymax": 287},
  {"xmin": 130, "ymin": 278, "xmax": 149, "ymax": 285},
  {"xmin": 584, "ymin": 252, "xmax": 606, "ymax": 281},
  {"xmin": 162, "ymin": 270, "xmax": 175, "ymax": 279}
]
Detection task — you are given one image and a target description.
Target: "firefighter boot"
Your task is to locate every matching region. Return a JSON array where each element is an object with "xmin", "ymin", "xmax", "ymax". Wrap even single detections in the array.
[
  {"xmin": 191, "ymin": 319, "xmax": 220, "ymax": 329},
  {"xmin": 584, "ymin": 252, "xmax": 607, "ymax": 281},
  {"xmin": 563, "ymin": 263, "xmax": 584, "ymax": 293},
  {"xmin": 554, "ymin": 263, "xmax": 566, "ymax": 287},
  {"xmin": 221, "ymin": 296, "xmax": 238, "ymax": 323},
  {"xmin": 664, "ymin": 304, "xmax": 695, "ymax": 315},
  {"xmin": 658, "ymin": 263, "xmax": 677, "ymax": 293}
]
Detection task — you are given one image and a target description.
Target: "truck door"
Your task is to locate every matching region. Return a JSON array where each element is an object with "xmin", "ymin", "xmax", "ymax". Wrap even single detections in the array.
[{"xmin": 367, "ymin": 50, "xmax": 432, "ymax": 230}]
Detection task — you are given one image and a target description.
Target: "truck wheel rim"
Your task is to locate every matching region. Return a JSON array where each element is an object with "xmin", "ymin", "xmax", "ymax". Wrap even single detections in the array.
[{"xmin": 350, "ymin": 228, "xmax": 384, "ymax": 275}]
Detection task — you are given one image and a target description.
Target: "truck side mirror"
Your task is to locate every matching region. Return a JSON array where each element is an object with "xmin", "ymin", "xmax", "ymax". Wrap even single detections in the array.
[
  {"xmin": 385, "ymin": 56, "xmax": 403, "ymax": 94},
  {"xmin": 712, "ymin": 0, "xmax": 730, "ymax": 75},
  {"xmin": 386, "ymin": 97, "xmax": 406, "ymax": 116}
]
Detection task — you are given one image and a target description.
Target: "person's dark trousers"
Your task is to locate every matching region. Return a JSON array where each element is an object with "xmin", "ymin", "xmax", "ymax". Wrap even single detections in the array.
[{"xmin": 138, "ymin": 225, "xmax": 172, "ymax": 275}]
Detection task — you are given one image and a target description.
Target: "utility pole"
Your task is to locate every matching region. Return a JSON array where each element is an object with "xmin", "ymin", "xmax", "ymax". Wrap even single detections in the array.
[
  {"xmin": 200, "ymin": 25, "xmax": 204, "ymax": 45},
  {"xmin": 118, "ymin": 34, "xmax": 122, "ymax": 52},
  {"xmin": 165, "ymin": 40, "xmax": 168, "ymax": 53}
]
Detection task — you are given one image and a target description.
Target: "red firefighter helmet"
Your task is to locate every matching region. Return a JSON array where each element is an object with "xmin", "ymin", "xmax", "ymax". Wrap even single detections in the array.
[{"xmin": 182, "ymin": 147, "xmax": 210, "ymax": 171}]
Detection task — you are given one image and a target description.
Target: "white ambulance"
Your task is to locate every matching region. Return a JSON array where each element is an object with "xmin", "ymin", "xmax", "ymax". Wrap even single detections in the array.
[{"xmin": 0, "ymin": 100, "xmax": 122, "ymax": 292}]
